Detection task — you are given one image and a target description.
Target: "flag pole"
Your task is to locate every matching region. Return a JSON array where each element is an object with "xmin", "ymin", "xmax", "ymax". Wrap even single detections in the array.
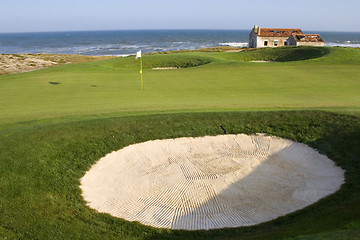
[
  {"xmin": 136, "ymin": 50, "xmax": 143, "ymax": 90},
  {"xmin": 140, "ymin": 56, "xmax": 143, "ymax": 90}
]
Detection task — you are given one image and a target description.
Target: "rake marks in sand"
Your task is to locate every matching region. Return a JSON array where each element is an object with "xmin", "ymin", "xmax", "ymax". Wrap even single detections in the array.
[{"xmin": 80, "ymin": 134, "xmax": 344, "ymax": 230}]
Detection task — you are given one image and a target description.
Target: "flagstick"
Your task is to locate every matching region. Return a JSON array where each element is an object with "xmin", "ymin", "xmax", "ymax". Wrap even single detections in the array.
[
  {"xmin": 136, "ymin": 50, "xmax": 143, "ymax": 90},
  {"xmin": 140, "ymin": 56, "xmax": 143, "ymax": 90}
]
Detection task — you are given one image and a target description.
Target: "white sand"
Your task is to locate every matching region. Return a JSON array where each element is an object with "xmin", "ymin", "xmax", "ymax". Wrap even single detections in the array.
[
  {"xmin": 250, "ymin": 60, "xmax": 277, "ymax": 63},
  {"xmin": 152, "ymin": 67, "xmax": 179, "ymax": 70},
  {"xmin": 80, "ymin": 134, "xmax": 344, "ymax": 230}
]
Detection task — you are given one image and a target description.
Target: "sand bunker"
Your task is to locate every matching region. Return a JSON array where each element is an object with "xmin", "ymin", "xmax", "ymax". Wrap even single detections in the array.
[
  {"xmin": 80, "ymin": 134, "xmax": 344, "ymax": 230},
  {"xmin": 152, "ymin": 67, "xmax": 179, "ymax": 70},
  {"xmin": 250, "ymin": 60, "xmax": 277, "ymax": 63}
]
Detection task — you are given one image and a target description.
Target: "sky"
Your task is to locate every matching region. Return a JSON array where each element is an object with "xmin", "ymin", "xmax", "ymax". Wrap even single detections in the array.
[{"xmin": 1, "ymin": 0, "xmax": 359, "ymax": 33}]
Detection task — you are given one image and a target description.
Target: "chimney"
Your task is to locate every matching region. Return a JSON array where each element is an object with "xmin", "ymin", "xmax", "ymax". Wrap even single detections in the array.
[{"xmin": 254, "ymin": 25, "xmax": 261, "ymax": 35}]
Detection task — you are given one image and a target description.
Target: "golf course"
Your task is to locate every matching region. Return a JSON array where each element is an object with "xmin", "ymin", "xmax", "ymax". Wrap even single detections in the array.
[{"xmin": 1, "ymin": 46, "xmax": 360, "ymax": 239}]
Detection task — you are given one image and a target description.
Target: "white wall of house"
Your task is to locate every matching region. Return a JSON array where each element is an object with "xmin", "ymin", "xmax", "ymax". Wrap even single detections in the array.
[
  {"xmin": 256, "ymin": 37, "xmax": 266, "ymax": 48},
  {"xmin": 256, "ymin": 37, "xmax": 288, "ymax": 48},
  {"xmin": 297, "ymin": 42, "xmax": 325, "ymax": 46}
]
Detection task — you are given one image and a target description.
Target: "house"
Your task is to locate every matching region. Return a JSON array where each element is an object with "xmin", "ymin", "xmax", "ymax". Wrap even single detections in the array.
[
  {"xmin": 287, "ymin": 34, "xmax": 325, "ymax": 46},
  {"xmin": 249, "ymin": 25, "xmax": 324, "ymax": 48},
  {"xmin": 249, "ymin": 25, "xmax": 303, "ymax": 48}
]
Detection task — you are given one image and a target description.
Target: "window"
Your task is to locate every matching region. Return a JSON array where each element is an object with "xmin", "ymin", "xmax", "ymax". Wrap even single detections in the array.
[
  {"xmin": 274, "ymin": 40, "xmax": 279, "ymax": 46},
  {"xmin": 284, "ymin": 41, "xmax": 287, "ymax": 46},
  {"xmin": 264, "ymin": 40, "xmax": 268, "ymax": 46}
]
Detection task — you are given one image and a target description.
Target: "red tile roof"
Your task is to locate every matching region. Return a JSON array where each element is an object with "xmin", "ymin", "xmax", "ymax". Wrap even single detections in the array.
[
  {"xmin": 257, "ymin": 28, "xmax": 303, "ymax": 37},
  {"xmin": 292, "ymin": 34, "xmax": 324, "ymax": 42}
]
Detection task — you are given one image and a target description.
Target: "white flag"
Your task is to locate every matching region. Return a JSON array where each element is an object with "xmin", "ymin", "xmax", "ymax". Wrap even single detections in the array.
[{"xmin": 135, "ymin": 50, "xmax": 141, "ymax": 59}]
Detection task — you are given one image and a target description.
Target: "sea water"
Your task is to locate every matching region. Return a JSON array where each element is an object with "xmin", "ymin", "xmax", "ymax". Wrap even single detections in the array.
[{"xmin": 0, "ymin": 30, "xmax": 359, "ymax": 56}]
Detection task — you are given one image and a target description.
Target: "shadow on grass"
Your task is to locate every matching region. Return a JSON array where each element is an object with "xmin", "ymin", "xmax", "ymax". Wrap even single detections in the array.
[
  {"xmin": 275, "ymin": 47, "xmax": 331, "ymax": 62},
  {"xmin": 123, "ymin": 142, "xmax": 342, "ymax": 231},
  {"xmin": 49, "ymin": 81, "xmax": 61, "ymax": 85},
  {"xmin": 141, "ymin": 111, "xmax": 360, "ymax": 240},
  {"xmin": 239, "ymin": 47, "xmax": 331, "ymax": 62}
]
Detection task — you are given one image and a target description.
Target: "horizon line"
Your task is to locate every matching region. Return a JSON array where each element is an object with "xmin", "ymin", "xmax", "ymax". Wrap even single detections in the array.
[{"xmin": 1, "ymin": 28, "xmax": 360, "ymax": 34}]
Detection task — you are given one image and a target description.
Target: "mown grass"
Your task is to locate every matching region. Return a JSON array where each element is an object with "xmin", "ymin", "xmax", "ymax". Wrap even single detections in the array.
[
  {"xmin": 0, "ymin": 111, "xmax": 359, "ymax": 240},
  {"xmin": 1, "ymin": 47, "xmax": 360, "ymax": 239},
  {"xmin": 0, "ymin": 47, "xmax": 360, "ymax": 130}
]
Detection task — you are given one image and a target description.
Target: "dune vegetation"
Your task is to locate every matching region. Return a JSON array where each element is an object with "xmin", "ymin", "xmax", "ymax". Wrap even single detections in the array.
[
  {"xmin": 0, "ymin": 46, "xmax": 359, "ymax": 239},
  {"xmin": 0, "ymin": 53, "xmax": 115, "ymax": 75}
]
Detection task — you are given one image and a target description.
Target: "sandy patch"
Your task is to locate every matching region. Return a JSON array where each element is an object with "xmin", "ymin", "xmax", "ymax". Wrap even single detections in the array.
[
  {"xmin": 80, "ymin": 134, "xmax": 344, "ymax": 230},
  {"xmin": 0, "ymin": 54, "xmax": 59, "ymax": 75},
  {"xmin": 152, "ymin": 67, "xmax": 179, "ymax": 70},
  {"xmin": 0, "ymin": 54, "xmax": 115, "ymax": 75},
  {"xmin": 250, "ymin": 60, "xmax": 277, "ymax": 63},
  {"xmin": 225, "ymin": 50, "xmax": 244, "ymax": 52}
]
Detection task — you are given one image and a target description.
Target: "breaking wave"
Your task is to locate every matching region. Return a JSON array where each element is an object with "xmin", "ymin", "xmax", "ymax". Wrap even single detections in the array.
[
  {"xmin": 0, "ymin": 30, "xmax": 359, "ymax": 56},
  {"xmin": 325, "ymin": 41, "xmax": 360, "ymax": 48},
  {"xmin": 219, "ymin": 42, "xmax": 248, "ymax": 48}
]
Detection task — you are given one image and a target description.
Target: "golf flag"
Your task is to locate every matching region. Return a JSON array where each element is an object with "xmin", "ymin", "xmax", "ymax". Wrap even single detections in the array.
[
  {"xmin": 136, "ymin": 50, "xmax": 143, "ymax": 90},
  {"xmin": 136, "ymin": 50, "xmax": 141, "ymax": 59}
]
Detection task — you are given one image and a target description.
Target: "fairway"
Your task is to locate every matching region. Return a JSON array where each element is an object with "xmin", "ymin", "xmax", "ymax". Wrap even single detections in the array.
[
  {"xmin": 1, "ymin": 47, "xmax": 360, "ymax": 129},
  {"xmin": 0, "ymin": 47, "xmax": 360, "ymax": 239}
]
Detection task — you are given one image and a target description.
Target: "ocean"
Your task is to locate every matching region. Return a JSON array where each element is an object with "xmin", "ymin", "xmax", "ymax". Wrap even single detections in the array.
[{"xmin": 0, "ymin": 30, "xmax": 359, "ymax": 56}]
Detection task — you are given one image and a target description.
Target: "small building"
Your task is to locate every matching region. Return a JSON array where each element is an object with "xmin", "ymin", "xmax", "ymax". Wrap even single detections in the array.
[
  {"xmin": 249, "ymin": 25, "xmax": 325, "ymax": 48},
  {"xmin": 249, "ymin": 25, "xmax": 303, "ymax": 48},
  {"xmin": 287, "ymin": 34, "xmax": 325, "ymax": 46}
]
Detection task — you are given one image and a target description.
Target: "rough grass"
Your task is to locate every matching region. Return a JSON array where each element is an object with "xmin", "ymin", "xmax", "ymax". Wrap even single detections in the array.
[
  {"xmin": 224, "ymin": 46, "xmax": 331, "ymax": 62},
  {"xmin": 0, "ymin": 111, "xmax": 360, "ymax": 240},
  {"xmin": 108, "ymin": 53, "xmax": 212, "ymax": 69}
]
